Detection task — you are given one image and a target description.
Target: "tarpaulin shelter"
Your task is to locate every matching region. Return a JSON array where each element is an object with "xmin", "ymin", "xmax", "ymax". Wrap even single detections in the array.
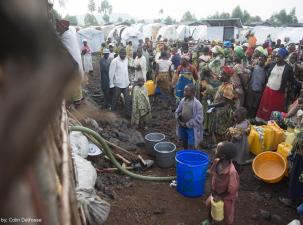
[
  {"xmin": 120, "ymin": 26, "xmax": 143, "ymax": 49},
  {"xmin": 156, "ymin": 25, "xmax": 178, "ymax": 41},
  {"xmin": 77, "ymin": 27, "xmax": 105, "ymax": 53},
  {"xmin": 177, "ymin": 25, "xmax": 192, "ymax": 41},
  {"xmin": 142, "ymin": 23, "xmax": 164, "ymax": 41},
  {"xmin": 190, "ymin": 25, "xmax": 208, "ymax": 41}
]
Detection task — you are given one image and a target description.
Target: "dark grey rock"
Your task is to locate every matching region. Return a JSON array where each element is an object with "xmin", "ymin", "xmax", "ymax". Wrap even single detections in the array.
[
  {"xmin": 130, "ymin": 130, "xmax": 145, "ymax": 146},
  {"xmin": 251, "ymin": 214, "xmax": 259, "ymax": 220},
  {"xmin": 116, "ymin": 131, "xmax": 129, "ymax": 142},
  {"xmin": 260, "ymin": 209, "xmax": 271, "ymax": 221},
  {"xmin": 271, "ymin": 214, "xmax": 282, "ymax": 223},
  {"xmin": 124, "ymin": 144, "xmax": 138, "ymax": 151}
]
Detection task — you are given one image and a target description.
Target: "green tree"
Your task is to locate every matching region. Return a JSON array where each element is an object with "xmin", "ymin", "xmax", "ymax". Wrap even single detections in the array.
[
  {"xmin": 231, "ymin": 6, "xmax": 243, "ymax": 19},
  {"xmin": 269, "ymin": 8, "xmax": 298, "ymax": 26},
  {"xmin": 88, "ymin": 0, "xmax": 96, "ymax": 13},
  {"xmin": 159, "ymin": 9, "xmax": 164, "ymax": 16},
  {"xmin": 137, "ymin": 19, "xmax": 145, "ymax": 23},
  {"xmin": 84, "ymin": 13, "xmax": 99, "ymax": 26},
  {"xmin": 181, "ymin": 11, "xmax": 196, "ymax": 22},
  {"xmin": 250, "ymin": 15, "xmax": 262, "ymax": 23},
  {"xmin": 208, "ymin": 12, "xmax": 230, "ymax": 19},
  {"xmin": 64, "ymin": 14, "xmax": 78, "ymax": 25},
  {"xmin": 103, "ymin": 14, "xmax": 110, "ymax": 24},
  {"xmin": 98, "ymin": 0, "xmax": 112, "ymax": 23},
  {"xmin": 206, "ymin": 6, "xmax": 262, "ymax": 24},
  {"xmin": 242, "ymin": 10, "xmax": 250, "ymax": 24},
  {"xmin": 153, "ymin": 18, "xmax": 162, "ymax": 23},
  {"xmin": 164, "ymin": 16, "xmax": 173, "ymax": 25},
  {"xmin": 129, "ymin": 19, "xmax": 136, "ymax": 24}
]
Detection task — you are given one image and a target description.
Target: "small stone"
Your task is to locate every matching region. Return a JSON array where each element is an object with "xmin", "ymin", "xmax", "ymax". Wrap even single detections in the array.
[
  {"xmin": 263, "ymin": 192, "xmax": 272, "ymax": 200},
  {"xmin": 95, "ymin": 178, "xmax": 104, "ymax": 191},
  {"xmin": 251, "ymin": 214, "xmax": 259, "ymax": 220},
  {"xmin": 116, "ymin": 131, "xmax": 129, "ymax": 142},
  {"xmin": 271, "ymin": 214, "xmax": 282, "ymax": 223},
  {"xmin": 124, "ymin": 144, "xmax": 138, "ymax": 151},
  {"xmin": 260, "ymin": 209, "xmax": 271, "ymax": 221},
  {"xmin": 153, "ymin": 208, "xmax": 166, "ymax": 215}
]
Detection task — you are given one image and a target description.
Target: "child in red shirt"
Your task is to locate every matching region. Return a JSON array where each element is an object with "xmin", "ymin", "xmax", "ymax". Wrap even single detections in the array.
[{"xmin": 203, "ymin": 141, "xmax": 239, "ymax": 225}]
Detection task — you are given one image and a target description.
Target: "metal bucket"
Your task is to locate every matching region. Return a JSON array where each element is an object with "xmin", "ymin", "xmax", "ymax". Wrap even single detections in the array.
[
  {"xmin": 144, "ymin": 133, "xmax": 165, "ymax": 156},
  {"xmin": 154, "ymin": 142, "xmax": 176, "ymax": 168}
]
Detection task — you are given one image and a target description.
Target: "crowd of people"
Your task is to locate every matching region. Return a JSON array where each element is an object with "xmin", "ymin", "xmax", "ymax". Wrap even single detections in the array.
[
  {"xmin": 98, "ymin": 34, "xmax": 303, "ymax": 224},
  {"xmin": 55, "ymin": 17, "xmax": 303, "ymax": 224}
]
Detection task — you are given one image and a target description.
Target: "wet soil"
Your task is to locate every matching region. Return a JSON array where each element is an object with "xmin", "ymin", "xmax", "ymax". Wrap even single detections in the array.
[{"xmin": 85, "ymin": 56, "xmax": 298, "ymax": 225}]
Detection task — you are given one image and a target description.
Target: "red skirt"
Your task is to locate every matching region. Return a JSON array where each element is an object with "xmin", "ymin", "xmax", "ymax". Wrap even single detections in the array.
[{"xmin": 256, "ymin": 87, "xmax": 285, "ymax": 121}]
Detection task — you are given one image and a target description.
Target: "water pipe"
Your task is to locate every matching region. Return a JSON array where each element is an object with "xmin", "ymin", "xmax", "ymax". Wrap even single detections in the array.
[{"xmin": 70, "ymin": 126, "xmax": 176, "ymax": 181}]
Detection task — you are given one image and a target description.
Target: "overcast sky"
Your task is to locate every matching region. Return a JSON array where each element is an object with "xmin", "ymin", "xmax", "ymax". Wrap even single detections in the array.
[{"xmin": 54, "ymin": 0, "xmax": 303, "ymax": 21}]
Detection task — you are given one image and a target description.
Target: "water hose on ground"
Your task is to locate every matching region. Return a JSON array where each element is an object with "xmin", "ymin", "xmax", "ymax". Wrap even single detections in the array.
[{"xmin": 70, "ymin": 126, "xmax": 176, "ymax": 181}]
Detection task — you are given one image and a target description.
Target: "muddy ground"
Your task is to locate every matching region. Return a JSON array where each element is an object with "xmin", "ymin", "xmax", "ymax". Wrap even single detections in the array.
[{"xmin": 83, "ymin": 56, "xmax": 298, "ymax": 225}]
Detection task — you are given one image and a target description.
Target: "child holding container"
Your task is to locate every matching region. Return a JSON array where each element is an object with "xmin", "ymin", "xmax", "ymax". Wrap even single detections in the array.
[
  {"xmin": 202, "ymin": 141, "xmax": 239, "ymax": 225},
  {"xmin": 227, "ymin": 107, "xmax": 250, "ymax": 170}
]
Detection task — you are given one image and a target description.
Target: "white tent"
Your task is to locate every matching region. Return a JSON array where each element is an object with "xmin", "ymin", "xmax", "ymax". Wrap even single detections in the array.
[
  {"xmin": 177, "ymin": 25, "xmax": 192, "ymax": 41},
  {"xmin": 107, "ymin": 25, "xmax": 128, "ymax": 43},
  {"xmin": 132, "ymin": 23, "xmax": 144, "ymax": 32},
  {"xmin": 190, "ymin": 25, "xmax": 208, "ymax": 41},
  {"xmin": 274, "ymin": 27, "xmax": 303, "ymax": 44},
  {"xmin": 120, "ymin": 27, "xmax": 143, "ymax": 49},
  {"xmin": 156, "ymin": 25, "xmax": 178, "ymax": 41},
  {"xmin": 142, "ymin": 23, "xmax": 164, "ymax": 41},
  {"xmin": 77, "ymin": 27, "xmax": 105, "ymax": 53},
  {"xmin": 100, "ymin": 24, "xmax": 115, "ymax": 39},
  {"xmin": 248, "ymin": 26, "xmax": 303, "ymax": 44}
]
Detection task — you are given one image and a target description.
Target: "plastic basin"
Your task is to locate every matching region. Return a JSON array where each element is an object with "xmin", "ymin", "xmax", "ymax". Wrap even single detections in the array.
[{"xmin": 252, "ymin": 151, "xmax": 287, "ymax": 183}]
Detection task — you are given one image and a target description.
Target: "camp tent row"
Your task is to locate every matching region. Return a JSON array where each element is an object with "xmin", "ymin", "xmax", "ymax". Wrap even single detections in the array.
[{"xmin": 74, "ymin": 19, "xmax": 303, "ymax": 53}]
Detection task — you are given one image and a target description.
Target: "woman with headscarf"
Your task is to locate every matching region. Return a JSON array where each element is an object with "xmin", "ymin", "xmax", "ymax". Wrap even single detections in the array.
[
  {"xmin": 81, "ymin": 39, "xmax": 93, "ymax": 84},
  {"xmin": 223, "ymin": 41, "xmax": 233, "ymax": 62},
  {"xmin": 234, "ymin": 46, "xmax": 248, "ymax": 66},
  {"xmin": 256, "ymin": 48, "xmax": 302, "ymax": 121},
  {"xmin": 251, "ymin": 46, "xmax": 268, "ymax": 67},
  {"xmin": 232, "ymin": 56, "xmax": 245, "ymax": 107},
  {"xmin": 208, "ymin": 66, "xmax": 238, "ymax": 141},
  {"xmin": 208, "ymin": 45, "xmax": 225, "ymax": 88},
  {"xmin": 175, "ymin": 55, "xmax": 198, "ymax": 103}
]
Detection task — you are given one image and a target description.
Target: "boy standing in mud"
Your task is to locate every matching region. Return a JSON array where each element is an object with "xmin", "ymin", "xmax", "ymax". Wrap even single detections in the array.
[{"xmin": 175, "ymin": 84, "xmax": 203, "ymax": 149}]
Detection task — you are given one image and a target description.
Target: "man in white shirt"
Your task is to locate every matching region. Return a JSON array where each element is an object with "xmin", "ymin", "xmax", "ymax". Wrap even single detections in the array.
[
  {"xmin": 108, "ymin": 43, "xmax": 116, "ymax": 63},
  {"xmin": 109, "ymin": 48, "xmax": 131, "ymax": 115},
  {"xmin": 134, "ymin": 47, "xmax": 147, "ymax": 82}
]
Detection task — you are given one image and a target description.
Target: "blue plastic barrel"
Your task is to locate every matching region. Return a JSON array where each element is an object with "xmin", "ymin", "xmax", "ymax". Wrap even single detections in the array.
[{"xmin": 175, "ymin": 150, "xmax": 209, "ymax": 198}]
